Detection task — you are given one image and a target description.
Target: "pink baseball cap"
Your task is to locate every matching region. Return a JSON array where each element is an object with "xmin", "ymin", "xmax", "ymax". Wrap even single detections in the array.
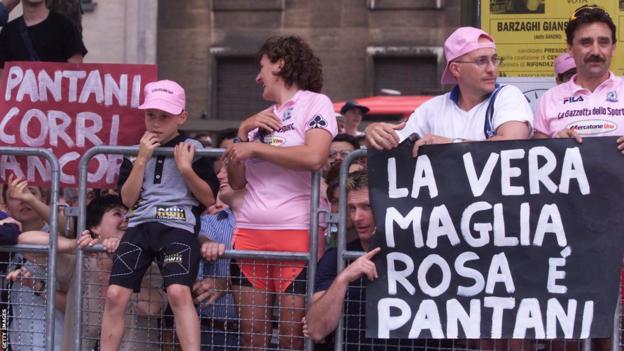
[
  {"xmin": 441, "ymin": 27, "xmax": 496, "ymax": 85},
  {"xmin": 554, "ymin": 52, "xmax": 576, "ymax": 75},
  {"xmin": 138, "ymin": 80, "xmax": 185, "ymax": 115}
]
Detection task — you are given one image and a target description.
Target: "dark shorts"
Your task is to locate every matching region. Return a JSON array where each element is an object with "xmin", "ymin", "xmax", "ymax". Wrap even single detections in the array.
[{"xmin": 109, "ymin": 222, "xmax": 200, "ymax": 291}]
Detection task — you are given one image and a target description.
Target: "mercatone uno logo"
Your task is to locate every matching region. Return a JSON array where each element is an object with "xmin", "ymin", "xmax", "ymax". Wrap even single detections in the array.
[{"xmin": 566, "ymin": 119, "xmax": 617, "ymax": 135}]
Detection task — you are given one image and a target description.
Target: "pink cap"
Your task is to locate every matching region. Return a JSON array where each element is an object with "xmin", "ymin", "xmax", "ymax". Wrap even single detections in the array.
[
  {"xmin": 441, "ymin": 27, "xmax": 496, "ymax": 85},
  {"xmin": 554, "ymin": 52, "xmax": 576, "ymax": 75},
  {"xmin": 138, "ymin": 80, "xmax": 185, "ymax": 115}
]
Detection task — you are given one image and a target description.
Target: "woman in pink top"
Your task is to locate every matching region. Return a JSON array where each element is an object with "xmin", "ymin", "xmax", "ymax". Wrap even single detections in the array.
[{"xmin": 224, "ymin": 36, "xmax": 337, "ymax": 350}]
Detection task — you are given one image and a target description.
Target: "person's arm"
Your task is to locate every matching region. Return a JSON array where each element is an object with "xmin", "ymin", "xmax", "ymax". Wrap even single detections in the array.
[
  {"xmin": 225, "ymin": 128, "xmax": 332, "ymax": 171},
  {"xmin": 226, "ymin": 110, "xmax": 282, "ymax": 190},
  {"xmin": 6, "ymin": 175, "xmax": 67, "ymax": 230},
  {"xmin": 192, "ymin": 276, "xmax": 228, "ymax": 306},
  {"xmin": 365, "ymin": 121, "xmax": 407, "ymax": 150},
  {"xmin": 488, "ymin": 120, "xmax": 531, "ymax": 141},
  {"xmin": 533, "ymin": 131, "xmax": 549, "ymax": 139},
  {"xmin": 18, "ymin": 230, "xmax": 77, "ymax": 252},
  {"xmin": 225, "ymin": 155, "xmax": 247, "ymax": 191},
  {"xmin": 120, "ymin": 132, "xmax": 159, "ymax": 208},
  {"xmin": 174, "ymin": 142, "xmax": 216, "ymax": 208},
  {"xmin": 306, "ymin": 247, "xmax": 381, "ymax": 342}
]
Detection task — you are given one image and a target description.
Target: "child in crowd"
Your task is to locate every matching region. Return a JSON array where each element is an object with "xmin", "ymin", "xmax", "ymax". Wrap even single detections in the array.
[{"xmin": 99, "ymin": 79, "xmax": 219, "ymax": 351}]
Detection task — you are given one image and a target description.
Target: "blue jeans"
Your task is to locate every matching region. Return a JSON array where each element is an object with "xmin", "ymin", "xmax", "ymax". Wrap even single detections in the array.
[{"xmin": 200, "ymin": 323, "xmax": 240, "ymax": 351}]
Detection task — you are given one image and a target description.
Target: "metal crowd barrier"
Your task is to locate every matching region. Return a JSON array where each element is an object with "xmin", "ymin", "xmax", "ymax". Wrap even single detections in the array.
[
  {"xmin": 0, "ymin": 147, "xmax": 60, "ymax": 351},
  {"xmin": 1, "ymin": 145, "xmax": 621, "ymax": 351},
  {"xmin": 71, "ymin": 145, "xmax": 323, "ymax": 351}
]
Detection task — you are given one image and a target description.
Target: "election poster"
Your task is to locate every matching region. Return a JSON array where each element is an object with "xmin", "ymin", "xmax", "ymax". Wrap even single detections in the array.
[
  {"xmin": 481, "ymin": 0, "xmax": 624, "ymax": 77},
  {"xmin": 0, "ymin": 61, "xmax": 157, "ymax": 187},
  {"xmin": 366, "ymin": 137, "xmax": 624, "ymax": 339}
]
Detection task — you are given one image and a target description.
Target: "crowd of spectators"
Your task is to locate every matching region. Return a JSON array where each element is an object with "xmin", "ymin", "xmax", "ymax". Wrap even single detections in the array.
[{"xmin": 0, "ymin": 3, "xmax": 623, "ymax": 351}]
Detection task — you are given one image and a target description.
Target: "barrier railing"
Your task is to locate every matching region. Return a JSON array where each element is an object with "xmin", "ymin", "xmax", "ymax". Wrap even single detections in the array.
[
  {"xmin": 72, "ymin": 145, "xmax": 322, "ymax": 351},
  {"xmin": 1, "ymin": 145, "xmax": 621, "ymax": 350},
  {"xmin": 0, "ymin": 147, "xmax": 60, "ymax": 351}
]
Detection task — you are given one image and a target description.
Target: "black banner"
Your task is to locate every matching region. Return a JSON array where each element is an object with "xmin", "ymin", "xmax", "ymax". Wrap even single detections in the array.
[{"xmin": 366, "ymin": 137, "xmax": 624, "ymax": 339}]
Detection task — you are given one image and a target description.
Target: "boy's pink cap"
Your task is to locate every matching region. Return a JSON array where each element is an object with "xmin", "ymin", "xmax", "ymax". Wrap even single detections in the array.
[
  {"xmin": 138, "ymin": 80, "xmax": 185, "ymax": 115},
  {"xmin": 554, "ymin": 52, "xmax": 576, "ymax": 75},
  {"xmin": 441, "ymin": 27, "xmax": 496, "ymax": 85}
]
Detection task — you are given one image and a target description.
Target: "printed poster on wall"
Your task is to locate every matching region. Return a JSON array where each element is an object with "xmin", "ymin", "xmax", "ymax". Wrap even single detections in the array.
[
  {"xmin": 0, "ymin": 61, "xmax": 157, "ymax": 187},
  {"xmin": 481, "ymin": 0, "xmax": 624, "ymax": 77}
]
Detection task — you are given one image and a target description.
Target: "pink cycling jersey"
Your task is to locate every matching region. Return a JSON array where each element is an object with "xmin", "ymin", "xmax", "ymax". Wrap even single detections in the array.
[
  {"xmin": 237, "ymin": 90, "xmax": 338, "ymax": 230},
  {"xmin": 534, "ymin": 73, "xmax": 624, "ymax": 137}
]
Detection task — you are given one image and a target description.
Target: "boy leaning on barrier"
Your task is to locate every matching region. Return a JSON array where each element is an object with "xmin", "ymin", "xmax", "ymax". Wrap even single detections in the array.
[{"xmin": 98, "ymin": 79, "xmax": 220, "ymax": 351}]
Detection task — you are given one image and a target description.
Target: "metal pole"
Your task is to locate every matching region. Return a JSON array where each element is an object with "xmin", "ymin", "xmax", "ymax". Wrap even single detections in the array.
[
  {"xmin": 305, "ymin": 171, "xmax": 321, "ymax": 351},
  {"xmin": 0, "ymin": 147, "xmax": 60, "ymax": 351},
  {"xmin": 334, "ymin": 149, "xmax": 366, "ymax": 351},
  {"xmin": 72, "ymin": 145, "xmax": 232, "ymax": 350}
]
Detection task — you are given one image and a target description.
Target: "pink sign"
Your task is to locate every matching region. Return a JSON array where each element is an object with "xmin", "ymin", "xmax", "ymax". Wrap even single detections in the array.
[{"xmin": 0, "ymin": 61, "xmax": 157, "ymax": 187}]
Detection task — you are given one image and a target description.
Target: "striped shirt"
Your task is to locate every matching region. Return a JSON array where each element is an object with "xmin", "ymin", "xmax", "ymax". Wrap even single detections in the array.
[{"xmin": 197, "ymin": 209, "xmax": 237, "ymax": 320}]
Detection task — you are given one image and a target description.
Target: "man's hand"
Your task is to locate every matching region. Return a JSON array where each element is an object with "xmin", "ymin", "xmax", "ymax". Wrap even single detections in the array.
[
  {"xmin": 174, "ymin": 142, "xmax": 196, "ymax": 175},
  {"xmin": 201, "ymin": 240, "xmax": 225, "ymax": 261},
  {"xmin": 192, "ymin": 277, "xmax": 227, "ymax": 305},
  {"xmin": 100, "ymin": 238, "xmax": 121, "ymax": 254},
  {"xmin": 338, "ymin": 247, "xmax": 381, "ymax": 284},
  {"xmin": 617, "ymin": 136, "xmax": 624, "ymax": 155},
  {"xmin": 137, "ymin": 132, "xmax": 160, "ymax": 163},
  {"xmin": 6, "ymin": 174, "xmax": 36, "ymax": 204},
  {"xmin": 412, "ymin": 133, "xmax": 452, "ymax": 157},
  {"xmin": 77, "ymin": 230, "xmax": 120, "ymax": 253},
  {"xmin": 554, "ymin": 128, "xmax": 583, "ymax": 144},
  {"xmin": 365, "ymin": 121, "xmax": 406, "ymax": 150},
  {"xmin": 6, "ymin": 266, "xmax": 43, "ymax": 295},
  {"xmin": 239, "ymin": 110, "xmax": 282, "ymax": 141},
  {"xmin": 77, "ymin": 230, "xmax": 97, "ymax": 249}
]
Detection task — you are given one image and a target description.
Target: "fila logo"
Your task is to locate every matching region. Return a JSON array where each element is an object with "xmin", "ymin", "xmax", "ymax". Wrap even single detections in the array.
[{"xmin": 563, "ymin": 96, "xmax": 584, "ymax": 104}]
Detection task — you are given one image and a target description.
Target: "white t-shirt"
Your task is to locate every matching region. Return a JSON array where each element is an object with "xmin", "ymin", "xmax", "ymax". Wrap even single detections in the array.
[{"xmin": 396, "ymin": 85, "xmax": 534, "ymax": 142}]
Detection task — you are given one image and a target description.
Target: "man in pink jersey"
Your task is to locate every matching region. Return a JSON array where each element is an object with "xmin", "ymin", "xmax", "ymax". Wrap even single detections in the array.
[
  {"xmin": 535, "ymin": 6, "xmax": 624, "ymax": 351},
  {"xmin": 534, "ymin": 5, "xmax": 624, "ymax": 153}
]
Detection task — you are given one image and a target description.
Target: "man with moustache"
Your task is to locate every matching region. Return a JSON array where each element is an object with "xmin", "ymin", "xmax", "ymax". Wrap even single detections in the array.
[
  {"xmin": 534, "ymin": 5, "xmax": 624, "ymax": 152},
  {"xmin": 533, "ymin": 8, "xmax": 623, "ymax": 350}
]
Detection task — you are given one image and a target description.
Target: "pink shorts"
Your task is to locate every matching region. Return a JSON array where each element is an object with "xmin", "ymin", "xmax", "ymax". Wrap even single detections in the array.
[{"xmin": 233, "ymin": 228, "xmax": 308, "ymax": 292}]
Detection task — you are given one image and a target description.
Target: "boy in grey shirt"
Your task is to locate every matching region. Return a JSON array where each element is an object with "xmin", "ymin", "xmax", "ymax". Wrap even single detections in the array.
[{"xmin": 100, "ymin": 79, "xmax": 219, "ymax": 351}]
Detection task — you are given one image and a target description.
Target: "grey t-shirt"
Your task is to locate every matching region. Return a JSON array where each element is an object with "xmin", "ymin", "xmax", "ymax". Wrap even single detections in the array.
[{"xmin": 117, "ymin": 135, "xmax": 219, "ymax": 233}]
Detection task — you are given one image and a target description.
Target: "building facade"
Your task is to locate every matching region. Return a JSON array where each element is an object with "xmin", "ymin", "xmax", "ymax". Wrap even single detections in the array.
[{"xmin": 157, "ymin": 0, "xmax": 466, "ymax": 131}]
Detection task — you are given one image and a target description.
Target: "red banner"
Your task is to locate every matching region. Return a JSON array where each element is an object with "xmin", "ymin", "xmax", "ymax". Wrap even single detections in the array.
[{"xmin": 0, "ymin": 62, "xmax": 157, "ymax": 187}]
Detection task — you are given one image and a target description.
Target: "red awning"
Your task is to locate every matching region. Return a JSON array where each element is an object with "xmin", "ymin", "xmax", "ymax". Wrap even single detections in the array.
[{"xmin": 333, "ymin": 95, "xmax": 434, "ymax": 118}]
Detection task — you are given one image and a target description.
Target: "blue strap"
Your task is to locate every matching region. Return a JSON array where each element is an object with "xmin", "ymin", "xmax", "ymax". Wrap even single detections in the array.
[{"xmin": 484, "ymin": 84, "xmax": 505, "ymax": 138}]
